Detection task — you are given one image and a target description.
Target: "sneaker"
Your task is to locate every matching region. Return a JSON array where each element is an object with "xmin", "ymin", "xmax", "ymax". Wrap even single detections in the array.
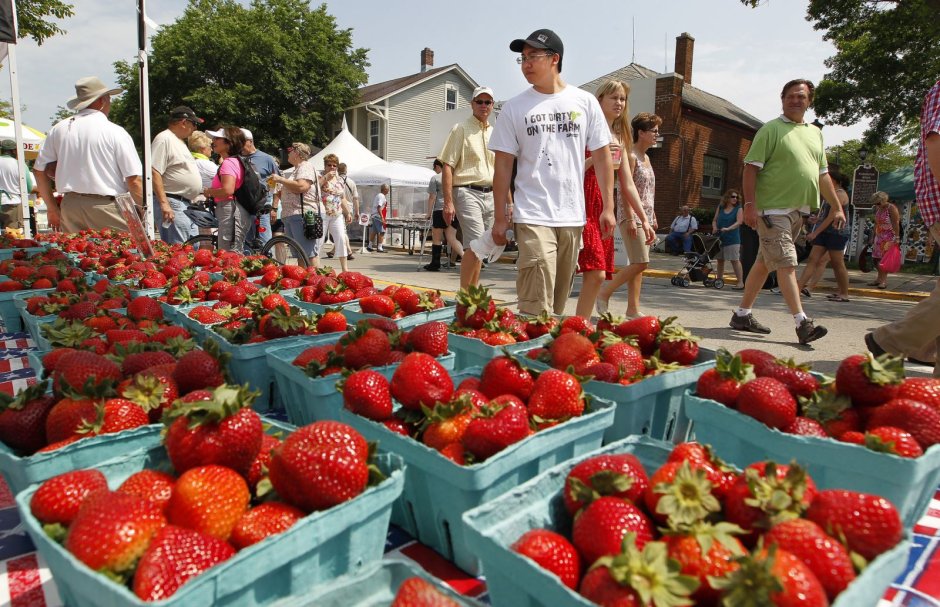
[
  {"xmin": 796, "ymin": 318, "xmax": 828, "ymax": 345},
  {"xmin": 377, "ymin": 246, "xmax": 385, "ymax": 252},
  {"xmin": 326, "ymin": 251, "xmax": 334, "ymax": 259},
  {"xmin": 424, "ymin": 263, "xmax": 440, "ymax": 272},
  {"xmin": 729, "ymin": 312, "xmax": 771, "ymax": 334},
  {"xmin": 347, "ymin": 253, "xmax": 355, "ymax": 261},
  {"xmin": 366, "ymin": 245, "xmax": 373, "ymax": 252}
]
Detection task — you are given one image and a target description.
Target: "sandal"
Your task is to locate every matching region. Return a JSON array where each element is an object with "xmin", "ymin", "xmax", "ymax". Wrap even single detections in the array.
[
  {"xmin": 878, "ymin": 284, "xmax": 887, "ymax": 289},
  {"xmin": 866, "ymin": 281, "xmax": 880, "ymax": 287},
  {"xmin": 800, "ymin": 287, "xmax": 811, "ymax": 297},
  {"xmin": 826, "ymin": 294, "xmax": 850, "ymax": 302}
]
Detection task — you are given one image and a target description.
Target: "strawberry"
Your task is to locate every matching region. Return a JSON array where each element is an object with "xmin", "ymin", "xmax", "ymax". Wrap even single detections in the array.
[
  {"xmin": 613, "ymin": 315, "xmax": 662, "ymax": 356},
  {"xmin": 580, "ymin": 362, "xmax": 619, "ymax": 383},
  {"xmin": 800, "ymin": 388, "xmax": 858, "ymax": 437},
  {"xmin": 118, "ymin": 366, "xmax": 180, "ymax": 423},
  {"xmin": 80, "ymin": 398, "xmax": 149, "ymax": 435},
  {"xmin": 390, "ymin": 352, "xmax": 454, "ymax": 411},
  {"xmin": 695, "ymin": 348, "xmax": 755, "ymax": 408},
  {"xmin": 163, "ymin": 384, "xmax": 263, "ymax": 476},
  {"xmin": 454, "ymin": 284, "xmax": 496, "ymax": 329},
  {"xmin": 479, "ymin": 355, "xmax": 534, "ymax": 401},
  {"xmin": 268, "ymin": 421, "xmax": 371, "ymax": 512},
  {"xmin": 64, "ymin": 491, "xmax": 166, "ymax": 579},
  {"xmin": 246, "ymin": 433, "xmax": 281, "ymax": 496},
  {"xmin": 764, "ymin": 518, "xmax": 856, "ymax": 600},
  {"xmin": 527, "ymin": 369, "xmax": 585, "ymax": 425},
  {"xmin": 864, "ymin": 426, "xmax": 924, "ymax": 457},
  {"xmin": 737, "ymin": 377, "xmax": 797, "ymax": 430},
  {"xmin": 257, "ymin": 307, "xmax": 308, "ymax": 339},
  {"xmin": 805, "ymin": 489, "xmax": 902, "ymax": 560},
  {"xmin": 44, "ymin": 396, "xmax": 99, "ymax": 444},
  {"xmin": 117, "ymin": 469, "xmax": 175, "ymax": 513},
  {"xmin": 167, "ymin": 464, "xmax": 250, "ymax": 541},
  {"xmin": 59, "ymin": 300, "xmax": 97, "ymax": 320},
  {"xmin": 189, "ymin": 305, "xmax": 227, "ymax": 324},
  {"xmin": 758, "ymin": 357, "xmax": 820, "ymax": 399},
  {"xmin": 359, "ymin": 294, "xmax": 396, "ymax": 317},
  {"xmin": 737, "ymin": 348, "xmax": 779, "ymax": 376},
  {"xmin": 548, "ymin": 332, "xmax": 599, "ymax": 373},
  {"xmin": 835, "ymin": 352, "xmax": 904, "ymax": 407},
  {"xmin": 656, "ymin": 323, "xmax": 700, "ymax": 365},
  {"xmin": 723, "ymin": 462, "xmax": 816, "ymax": 540},
  {"xmin": 120, "ymin": 350, "xmax": 176, "ymax": 376},
  {"xmin": 406, "ymin": 321, "xmax": 449, "ymax": 357},
  {"xmin": 511, "ymin": 529, "xmax": 582, "ymax": 590},
  {"xmin": 461, "ymin": 399, "xmax": 531, "ymax": 460},
  {"xmin": 392, "ymin": 286, "xmax": 422, "ymax": 316},
  {"xmin": 126, "ymin": 296, "xmax": 164, "ymax": 322},
  {"xmin": 711, "ymin": 545, "xmax": 828, "ymax": 607},
  {"xmin": 132, "ymin": 525, "xmax": 236, "ymax": 601},
  {"xmin": 51, "ymin": 350, "xmax": 122, "ymax": 397},
  {"xmin": 218, "ymin": 285, "xmax": 248, "ymax": 306},
  {"xmin": 316, "ymin": 309, "xmax": 347, "ymax": 334},
  {"xmin": 663, "ymin": 522, "xmax": 745, "ymax": 605},
  {"xmin": 341, "ymin": 370, "xmax": 393, "ymax": 421},
  {"xmin": 171, "ymin": 348, "xmax": 227, "ymax": 395},
  {"xmin": 391, "ymin": 577, "xmax": 461, "ymax": 607},
  {"xmin": 337, "ymin": 325, "xmax": 392, "ymax": 369},
  {"xmin": 0, "ymin": 382, "xmax": 56, "ymax": 454},
  {"xmin": 563, "ymin": 453, "xmax": 649, "ymax": 515},
  {"xmin": 782, "ymin": 416, "xmax": 828, "ymax": 437},
  {"xmin": 866, "ymin": 398, "xmax": 940, "ymax": 449},
  {"xmin": 30, "ymin": 469, "xmax": 109, "ymax": 526},
  {"xmin": 645, "ymin": 459, "xmax": 722, "ymax": 526},
  {"xmin": 897, "ymin": 377, "xmax": 940, "ymax": 410},
  {"xmin": 230, "ymin": 501, "xmax": 305, "ymax": 550},
  {"xmin": 572, "ymin": 496, "xmax": 654, "ymax": 566},
  {"xmin": 523, "ymin": 311, "xmax": 558, "ymax": 339},
  {"xmin": 336, "ymin": 271, "xmax": 372, "ymax": 292},
  {"xmin": 557, "ymin": 315, "xmax": 593, "ymax": 335},
  {"xmin": 421, "ymin": 397, "xmax": 477, "ymax": 452}
]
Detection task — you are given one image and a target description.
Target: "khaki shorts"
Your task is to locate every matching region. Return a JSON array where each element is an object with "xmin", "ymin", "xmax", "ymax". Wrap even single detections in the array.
[
  {"xmin": 516, "ymin": 223, "xmax": 583, "ymax": 316},
  {"xmin": 453, "ymin": 187, "xmax": 494, "ymax": 247},
  {"xmin": 60, "ymin": 193, "xmax": 130, "ymax": 234},
  {"xmin": 619, "ymin": 222, "xmax": 650, "ymax": 264},
  {"xmin": 0, "ymin": 204, "xmax": 24, "ymax": 230},
  {"xmin": 717, "ymin": 243, "xmax": 741, "ymax": 261},
  {"xmin": 756, "ymin": 210, "xmax": 802, "ymax": 272}
]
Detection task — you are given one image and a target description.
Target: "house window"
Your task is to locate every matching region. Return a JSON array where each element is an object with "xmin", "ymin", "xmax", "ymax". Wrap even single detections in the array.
[
  {"xmin": 702, "ymin": 155, "xmax": 726, "ymax": 197},
  {"xmin": 369, "ymin": 119, "xmax": 380, "ymax": 152},
  {"xmin": 445, "ymin": 85, "xmax": 457, "ymax": 111}
]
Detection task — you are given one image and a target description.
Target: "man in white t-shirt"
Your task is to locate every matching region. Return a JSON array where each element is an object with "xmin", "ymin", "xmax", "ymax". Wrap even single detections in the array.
[
  {"xmin": 368, "ymin": 184, "xmax": 389, "ymax": 252},
  {"xmin": 152, "ymin": 106, "xmax": 203, "ymax": 244},
  {"xmin": 0, "ymin": 139, "xmax": 34, "ymax": 232},
  {"xmin": 489, "ymin": 29, "xmax": 616, "ymax": 315}
]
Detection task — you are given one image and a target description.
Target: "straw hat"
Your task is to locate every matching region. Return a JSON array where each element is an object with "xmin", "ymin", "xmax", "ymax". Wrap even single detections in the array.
[{"xmin": 67, "ymin": 77, "xmax": 123, "ymax": 111}]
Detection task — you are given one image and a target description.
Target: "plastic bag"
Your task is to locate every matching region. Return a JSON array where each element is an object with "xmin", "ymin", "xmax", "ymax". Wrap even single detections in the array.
[{"xmin": 879, "ymin": 243, "xmax": 902, "ymax": 274}]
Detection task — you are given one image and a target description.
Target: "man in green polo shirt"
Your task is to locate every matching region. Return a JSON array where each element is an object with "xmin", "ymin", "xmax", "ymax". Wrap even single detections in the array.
[{"xmin": 730, "ymin": 79, "xmax": 845, "ymax": 345}]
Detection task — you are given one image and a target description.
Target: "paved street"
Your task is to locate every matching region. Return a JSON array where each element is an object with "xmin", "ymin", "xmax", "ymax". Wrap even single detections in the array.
[{"xmin": 334, "ymin": 243, "xmax": 936, "ymax": 377}]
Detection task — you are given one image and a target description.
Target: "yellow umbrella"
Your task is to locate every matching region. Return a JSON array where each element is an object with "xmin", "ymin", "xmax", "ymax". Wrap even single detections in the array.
[{"xmin": 0, "ymin": 118, "xmax": 46, "ymax": 159}]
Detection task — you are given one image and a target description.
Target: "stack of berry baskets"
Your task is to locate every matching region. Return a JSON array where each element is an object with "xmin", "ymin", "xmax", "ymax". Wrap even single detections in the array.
[
  {"xmin": 13, "ymin": 280, "xmax": 130, "ymax": 343},
  {"xmin": 267, "ymin": 319, "xmax": 456, "ymax": 426},
  {"xmin": 462, "ymin": 434, "xmax": 910, "ymax": 607},
  {"xmin": 518, "ymin": 313, "xmax": 715, "ymax": 444},
  {"xmin": 14, "ymin": 385, "xmax": 407, "ymax": 606},
  {"xmin": 684, "ymin": 347, "xmax": 940, "ymax": 527},
  {"xmin": 336, "ymin": 353, "xmax": 617, "ymax": 574}
]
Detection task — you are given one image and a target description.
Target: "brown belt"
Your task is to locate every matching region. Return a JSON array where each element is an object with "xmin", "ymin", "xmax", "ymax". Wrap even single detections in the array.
[
  {"xmin": 458, "ymin": 184, "xmax": 492, "ymax": 193},
  {"xmin": 68, "ymin": 192, "xmax": 116, "ymax": 201}
]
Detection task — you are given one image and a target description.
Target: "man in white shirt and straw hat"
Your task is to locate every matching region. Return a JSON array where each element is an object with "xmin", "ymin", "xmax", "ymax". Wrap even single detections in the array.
[{"xmin": 33, "ymin": 76, "xmax": 143, "ymax": 233}]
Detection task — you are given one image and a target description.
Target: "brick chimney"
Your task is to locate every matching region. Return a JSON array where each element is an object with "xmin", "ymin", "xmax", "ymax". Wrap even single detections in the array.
[
  {"xmin": 674, "ymin": 33, "xmax": 694, "ymax": 85},
  {"xmin": 420, "ymin": 48, "xmax": 434, "ymax": 73}
]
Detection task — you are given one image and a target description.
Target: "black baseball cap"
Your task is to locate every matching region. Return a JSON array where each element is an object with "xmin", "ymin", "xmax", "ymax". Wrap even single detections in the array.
[
  {"xmin": 169, "ymin": 106, "xmax": 204, "ymax": 124},
  {"xmin": 510, "ymin": 29, "xmax": 564, "ymax": 57}
]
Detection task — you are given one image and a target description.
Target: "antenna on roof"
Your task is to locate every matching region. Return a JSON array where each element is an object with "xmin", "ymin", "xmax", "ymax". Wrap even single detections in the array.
[
  {"xmin": 664, "ymin": 33, "xmax": 668, "ymax": 72},
  {"xmin": 632, "ymin": 17, "xmax": 636, "ymax": 63}
]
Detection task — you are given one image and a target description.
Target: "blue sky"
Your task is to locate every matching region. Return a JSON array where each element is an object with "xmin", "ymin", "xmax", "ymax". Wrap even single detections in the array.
[{"xmin": 3, "ymin": 0, "xmax": 867, "ymax": 147}]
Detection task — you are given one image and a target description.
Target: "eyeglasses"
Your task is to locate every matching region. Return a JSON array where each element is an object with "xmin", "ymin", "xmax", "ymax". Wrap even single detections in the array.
[
  {"xmin": 516, "ymin": 52, "xmax": 554, "ymax": 65},
  {"xmin": 474, "ymin": 99, "xmax": 494, "ymax": 106}
]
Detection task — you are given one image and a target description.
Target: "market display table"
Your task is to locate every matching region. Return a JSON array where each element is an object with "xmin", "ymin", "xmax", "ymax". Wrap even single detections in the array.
[{"xmin": 0, "ymin": 331, "xmax": 937, "ymax": 605}]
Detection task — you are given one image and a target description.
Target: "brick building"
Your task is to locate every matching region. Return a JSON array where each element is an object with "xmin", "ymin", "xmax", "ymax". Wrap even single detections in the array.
[{"xmin": 582, "ymin": 33, "xmax": 763, "ymax": 230}]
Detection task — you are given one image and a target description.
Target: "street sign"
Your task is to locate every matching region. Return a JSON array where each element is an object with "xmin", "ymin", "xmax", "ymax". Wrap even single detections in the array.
[{"xmin": 852, "ymin": 165, "xmax": 880, "ymax": 208}]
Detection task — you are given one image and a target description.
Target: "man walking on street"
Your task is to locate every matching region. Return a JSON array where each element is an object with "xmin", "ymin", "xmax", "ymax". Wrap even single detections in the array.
[
  {"xmin": 337, "ymin": 163, "xmax": 357, "ymax": 260},
  {"xmin": 241, "ymin": 129, "xmax": 279, "ymax": 247},
  {"xmin": 152, "ymin": 106, "xmax": 203, "ymax": 244},
  {"xmin": 0, "ymin": 139, "xmax": 34, "ymax": 232},
  {"xmin": 440, "ymin": 85, "xmax": 496, "ymax": 289},
  {"xmin": 867, "ymin": 80, "xmax": 940, "ymax": 376},
  {"xmin": 489, "ymin": 29, "xmax": 616, "ymax": 316},
  {"xmin": 729, "ymin": 79, "xmax": 844, "ymax": 345},
  {"xmin": 33, "ymin": 77, "xmax": 143, "ymax": 233}
]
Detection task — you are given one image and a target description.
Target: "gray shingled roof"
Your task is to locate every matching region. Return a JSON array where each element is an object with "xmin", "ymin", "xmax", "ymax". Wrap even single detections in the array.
[
  {"xmin": 356, "ymin": 64, "xmax": 463, "ymax": 105},
  {"xmin": 579, "ymin": 62, "xmax": 762, "ymax": 131}
]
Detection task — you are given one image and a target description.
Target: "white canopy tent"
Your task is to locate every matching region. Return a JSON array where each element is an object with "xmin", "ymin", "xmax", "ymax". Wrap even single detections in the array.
[
  {"xmin": 310, "ymin": 117, "xmax": 384, "ymax": 171},
  {"xmin": 349, "ymin": 161, "xmax": 435, "ymax": 219}
]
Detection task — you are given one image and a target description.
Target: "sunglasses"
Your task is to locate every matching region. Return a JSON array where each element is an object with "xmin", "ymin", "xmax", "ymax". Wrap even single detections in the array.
[
  {"xmin": 730, "ymin": 194, "xmax": 739, "ymax": 198},
  {"xmin": 474, "ymin": 99, "xmax": 494, "ymax": 106}
]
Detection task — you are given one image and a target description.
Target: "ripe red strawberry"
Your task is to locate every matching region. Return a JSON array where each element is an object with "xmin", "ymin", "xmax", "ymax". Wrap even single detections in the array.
[
  {"xmin": 657, "ymin": 323, "xmax": 700, "ymax": 365},
  {"xmin": 563, "ymin": 453, "xmax": 649, "ymax": 515},
  {"xmin": 30, "ymin": 469, "xmax": 109, "ymax": 526},
  {"xmin": 724, "ymin": 462, "xmax": 816, "ymax": 540},
  {"xmin": 246, "ymin": 433, "xmax": 281, "ymax": 496},
  {"xmin": 572, "ymin": 496, "xmax": 654, "ymax": 566},
  {"xmin": 737, "ymin": 348, "xmax": 778, "ymax": 375},
  {"xmin": 558, "ymin": 315, "xmax": 593, "ymax": 335},
  {"xmin": 479, "ymin": 355, "xmax": 534, "ymax": 401},
  {"xmin": 613, "ymin": 315, "xmax": 662, "ymax": 356},
  {"xmin": 695, "ymin": 348, "xmax": 755, "ymax": 408},
  {"xmin": 511, "ymin": 529, "xmax": 582, "ymax": 590},
  {"xmin": 580, "ymin": 361, "xmax": 619, "ymax": 383},
  {"xmin": 421, "ymin": 397, "xmax": 478, "ymax": 452},
  {"xmin": 189, "ymin": 305, "xmax": 227, "ymax": 324},
  {"xmin": 866, "ymin": 398, "xmax": 940, "ymax": 449},
  {"xmin": 229, "ymin": 501, "xmax": 304, "ymax": 550},
  {"xmin": 117, "ymin": 469, "xmax": 175, "ymax": 513},
  {"xmin": 151, "ymin": 325, "xmax": 192, "ymax": 344},
  {"xmin": 391, "ymin": 577, "xmax": 461, "ymax": 607},
  {"xmin": 599, "ymin": 341, "xmax": 644, "ymax": 380},
  {"xmin": 390, "ymin": 352, "xmax": 454, "ymax": 411},
  {"xmin": 59, "ymin": 300, "xmax": 97, "ymax": 320},
  {"xmin": 406, "ymin": 321, "xmax": 449, "ymax": 357},
  {"xmin": 316, "ymin": 309, "xmax": 347, "ymax": 334},
  {"xmin": 44, "ymin": 396, "xmax": 98, "ymax": 444},
  {"xmin": 663, "ymin": 523, "xmax": 745, "ymax": 605},
  {"xmin": 218, "ymin": 285, "xmax": 247, "ymax": 306},
  {"xmin": 783, "ymin": 416, "xmax": 828, "ymax": 437},
  {"xmin": 260, "ymin": 292, "xmax": 290, "ymax": 312},
  {"xmin": 523, "ymin": 311, "xmax": 558, "ymax": 339},
  {"xmin": 51, "ymin": 350, "xmax": 122, "ymax": 397},
  {"xmin": 0, "ymin": 382, "xmax": 57, "ymax": 454},
  {"xmin": 454, "ymin": 284, "xmax": 496, "ymax": 329},
  {"xmin": 342, "ymin": 370, "xmax": 393, "ymax": 421},
  {"xmin": 126, "ymin": 296, "xmax": 164, "ymax": 322},
  {"xmin": 864, "ymin": 426, "xmax": 924, "ymax": 457},
  {"xmin": 86, "ymin": 398, "xmax": 149, "ymax": 435},
  {"xmin": 268, "ymin": 421, "xmax": 370, "ymax": 512},
  {"xmin": 462, "ymin": 399, "xmax": 531, "ymax": 460},
  {"xmin": 337, "ymin": 325, "xmax": 392, "ymax": 369},
  {"xmin": 167, "ymin": 464, "xmax": 250, "ymax": 541},
  {"xmin": 171, "ymin": 348, "xmax": 227, "ymax": 395},
  {"xmin": 527, "ymin": 369, "xmax": 585, "ymax": 424},
  {"xmin": 163, "ymin": 384, "xmax": 263, "ymax": 475},
  {"xmin": 897, "ymin": 377, "xmax": 940, "ymax": 410},
  {"xmin": 644, "ymin": 459, "xmax": 722, "ymax": 526},
  {"xmin": 391, "ymin": 286, "xmax": 423, "ymax": 316},
  {"xmin": 835, "ymin": 352, "xmax": 904, "ymax": 407},
  {"xmin": 806, "ymin": 489, "xmax": 902, "ymax": 560},
  {"xmin": 737, "ymin": 377, "xmax": 797, "ymax": 430},
  {"xmin": 358, "ymin": 294, "xmax": 396, "ymax": 317},
  {"xmin": 712, "ymin": 545, "xmax": 828, "ymax": 607},
  {"xmin": 120, "ymin": 350, "xmax": 176, "ymax": 377},
  {"xmin": 64, "ymin": 491, "xmax": 166, "ymax": 577},
  {"xmin": 801, "ymin": 388, "xmax": 858, "ymax": 438},
  {"xmin": 758, "ymin": 357, "xmax": 820, "ymax": 399},
  {"xmin": 764, "ymin": 518, "xmax": 856, "ymax": 600},
  {"xmin": 549, "ymin": 332, "xmax": 599, "ymax": 373},
  {"xmin": 132, "ymin": 524, "xmax": 236, "ymax": 601}
]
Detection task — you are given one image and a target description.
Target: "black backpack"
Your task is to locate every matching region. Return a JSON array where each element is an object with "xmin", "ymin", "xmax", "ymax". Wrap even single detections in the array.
[{"xmin": 231, "ymin": 156, "xmax": 267, "ymax": 215}]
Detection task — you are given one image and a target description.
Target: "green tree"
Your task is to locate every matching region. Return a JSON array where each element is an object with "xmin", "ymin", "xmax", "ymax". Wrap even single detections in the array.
[
  {"xmin": 741, "ymin": 0, "xmax": 940, "ymax": 147},
  {"xmin": 109, "ymin": 0, "xmax": 368, "ymax": 153},
  {"xmin": 16, "ymin": 0, "xmax": 75, "ymax": 45},
  {"xmin": 826, "ymin": 139, "xmax": 915, "ymax": 175}
]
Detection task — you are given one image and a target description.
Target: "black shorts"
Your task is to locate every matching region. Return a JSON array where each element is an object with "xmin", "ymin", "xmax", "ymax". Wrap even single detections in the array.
[
  {"xmin": 814, "ymin": 230, "xmax": 848, "ymax": 251},
  {"xmin": 431, "ymin": 209, "xmax": 459, "ymax": 230}
]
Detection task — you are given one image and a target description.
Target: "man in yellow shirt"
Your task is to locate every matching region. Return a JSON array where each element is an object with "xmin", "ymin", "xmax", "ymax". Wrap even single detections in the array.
[{"xmin": 440, "ymin": 85, "xmax": 496, "ymax": 288}]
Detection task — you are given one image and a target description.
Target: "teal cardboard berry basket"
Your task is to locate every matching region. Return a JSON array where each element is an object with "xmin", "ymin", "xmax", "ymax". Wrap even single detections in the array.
[{"xmin": 447, "ymin": 332, "xmax": 550, "ymax": 368}]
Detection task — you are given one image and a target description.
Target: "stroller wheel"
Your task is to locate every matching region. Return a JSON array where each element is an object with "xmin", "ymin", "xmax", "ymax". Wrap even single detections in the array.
[
  {"xmin": 670, "ymin": 277, "xmax": 677, "ymax": 286},
  {"xmin": 713, "ymin": 279, "xmax": 724, "ymax": 289},
  {"xmin": 681, "ymin": 277, "xmax": 691, "ymax": 288},
  {"xmin": 703, "ymin": 278, "xmax": 714, "ymax": 288}
]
